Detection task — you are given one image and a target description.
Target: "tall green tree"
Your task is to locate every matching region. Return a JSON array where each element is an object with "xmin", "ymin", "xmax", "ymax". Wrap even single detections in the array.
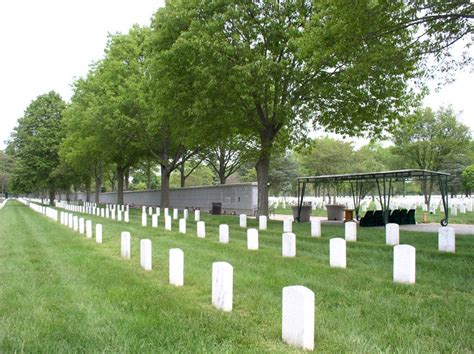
[
  {"xmin": 149, "ymin": 0, "xmax": 429, "ymax": 216},
  {"xmin": 0, "ymin": 149, "xmax": 15, "ymax": 198},
  {"xmin": 8, "ymin": 91, "xmax": 66, "ymax": 204},
  {"xmin": 391, "ymin": 106, "xmax": 472, "ymax": 205}
]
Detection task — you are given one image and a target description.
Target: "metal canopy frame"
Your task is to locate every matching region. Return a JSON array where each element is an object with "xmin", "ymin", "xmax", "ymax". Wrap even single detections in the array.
[{"xmin": 296, "ymin": 169, "xmax": 450, "ymax": 226}]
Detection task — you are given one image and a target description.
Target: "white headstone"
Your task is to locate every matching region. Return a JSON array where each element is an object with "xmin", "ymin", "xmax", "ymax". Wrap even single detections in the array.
[
  {"xmin": 148, "ymin": 206, "xmax": 153, "ymax": 215},
  {"xmin": 152, "ymin": 214, "xmax": 158, "ymax": 228},
  {"xmin": 459, "ymin": 204, "xmax": 466, "ymax": 214},
  {"xmin": 86, "ymin": 220, "xmax": 92, "ymax": 239},
  {"xmin": 197, "ymin": 221, "xmax": 206, "ymax": 238},
  {"xmin": 73, "ymin": 216, "xmax": 79, "ymax": 232},
  {"xmin": 194, "ymin": 209, "xmax": 200, "ymax": 222},
  {"xmin": 156, "ymin": 207, "xmax": 161, "ymax": 216},
  {"xmin": 329, "ymin": 238, "xmax": 346, "ymax": 268},
  {"xmin": 141, "ymin": 213, "xmax": 147, "ymax": 227},
  {"xmin": 142, "ymin": 206, "xmax": 146, "ymax": 213},
  {"xmin": 60, "ymin": 212, "xmax": 65, "ymax": 225},
  {"xmin": 247, "ymin": 228, "xmax": 259, "ymax": 250},
  {"xmin": 164, "ymin": 207, "xmax": 169, "ymax": 217},
  {"xmin": 140, "ymin": 239, "xmax": 152, "ymax": 271},
  {"xmin": 183, "ymin": 209, "xmax": 188, "ymax": 220},
  {"xmin": 105, "ymin": 208, "xmax": 110, "ymax": 218},
  {"xmin": 124, "ymin": 210, "xmax": 129, "ymax": 223},
  {"xmin": 179, "ymin": 218, "xmax": 186, "ymax": 234},
  {"xmin": 169, "ymin": 248, "xmax": 184, "ymax": 286},
  {"xmin": 438, "ymin": 227, "xmax": 455, "ymax": 253},
  {"xmin": 393, "ymin": 245, "xmax": 416, "ymax": 284},
  {"xmin": 239, "ymin": 214, "xmax": 247, "ymax": 228},
  {"xmin": 283, "ymin": 219, "xmax": 292, "ymax": 233},
  {"xmin": 282, "ymin": 285, "xmax": 315, "ymax": 351},
  {"xmin": 219, "ymin": 224, "xmax": 229, "ymax": 243},
  {"xmin": 451, "ymin": 207, "xmax": 457, "ymax": 216},
  {"xmin": 173, "ymin": 208, "xmax": 178, "ymax": 220},
  {"xmin": 68, "ymin": 214, "xmax": 73, "ymax": 228},
  {"xmin": 95, "ymin": 224, "xmax": 102, "ymax": 244},
  {"xmin": 385, "ymin": 223, "xmax": 399, "ymax": 246},
  {"xmin": 212, "ymin": 262, "xmax": 233, "ymax": 312},
  {"xmin": 100, "ymin": 208, "xmax": 105, "ymax": 218},
  {"xmin": 117, "ymin": 210, "xmax": 122, "ymax": 221},
  {"xmin": 165, "ymin": 215, "xmax": 172, "ymax": 231},
  {"xmin": 79, "ymin": 218, "xmax": 85, "ymax": 234},
  {"xmin": 259, "ymin": 215, "xmax": 267, "ymax": 230},
  {"xmin": 344, "ymin": 221, "xmax": 357, "ymax": 242},
  {"xmin": 121, "ymin": 231, "xmax": 131, "ymax": 259},
  {"xmin": 311, "ymin": 219, "xmax": 321, "ymax": 237},
  {"xmin": 282, "ymin": 233, "xmax": 296, "ymax": 257}
]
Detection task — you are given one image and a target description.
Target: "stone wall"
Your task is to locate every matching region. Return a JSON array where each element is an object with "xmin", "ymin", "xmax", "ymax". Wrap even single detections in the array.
[{"xmin": 63, "ymin": 183, "xmax": 258, "ymax": 215}]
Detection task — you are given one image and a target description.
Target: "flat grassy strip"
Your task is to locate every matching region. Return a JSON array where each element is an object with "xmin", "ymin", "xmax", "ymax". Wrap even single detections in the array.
[{"xmin": 1, "ymin": 201, "xmax": 473, "ymax": 352}]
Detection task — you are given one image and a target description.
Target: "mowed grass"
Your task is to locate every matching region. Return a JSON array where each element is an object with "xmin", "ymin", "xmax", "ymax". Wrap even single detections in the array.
[{"xmin": 0, "ymin": 201, "xmax": 473, "ymax": 352}]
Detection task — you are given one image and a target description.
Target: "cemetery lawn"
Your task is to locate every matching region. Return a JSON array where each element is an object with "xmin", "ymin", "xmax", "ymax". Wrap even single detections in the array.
[{"xmin": 1, "ymin": 201, "xmax": 473, "ymax": 352}]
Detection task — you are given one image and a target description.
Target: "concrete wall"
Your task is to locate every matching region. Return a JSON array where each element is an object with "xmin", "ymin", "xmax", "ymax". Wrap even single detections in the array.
[{"xmin": 68, "ymin": 183, "xmax": 258, "ymax": 215}]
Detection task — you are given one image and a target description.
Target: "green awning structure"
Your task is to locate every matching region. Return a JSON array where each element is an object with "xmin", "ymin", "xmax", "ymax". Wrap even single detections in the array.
[{"xmin": 296, "ymin": 169, "xmax": 450, "ymax": 226}]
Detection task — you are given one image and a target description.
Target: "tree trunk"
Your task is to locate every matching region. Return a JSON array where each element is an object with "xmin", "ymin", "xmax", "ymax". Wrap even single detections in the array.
[
  {"xmin": 146, "ymin": 163, "xmax": 152, "ymax": 190},
  {"xmin": 117, "ymin": 166, "xmax": 125, "ymax": 205},
  {"xmin": 180, "ymin": 163, "xmax": 186, "ymax": 188},
  {"xmin": 255, "ymin": 150, "xmax": 271, "ymax": 217},
  {"xmin": 85, "ymin": 177, "xmax": 91, "ymax": 203},
  {"xmin": 48, "ymin": 189, "xmax": 55, "ymax": 206},
  {"xmin": 124, "ymin": 168, "xmax": 130, "ymax": 190},
  {"xmin": 160, "ymin": 164, "xmax": 171, "ymax": 207}
]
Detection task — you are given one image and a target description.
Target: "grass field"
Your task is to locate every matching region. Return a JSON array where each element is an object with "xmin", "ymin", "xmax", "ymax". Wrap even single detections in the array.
[
  {"xmin": 0, "ymin": 200, "xmax": 473, "ymax": 352},
  {"xmin": 272, "ymin": 206, "xmax": 474, "ymax": 225}
]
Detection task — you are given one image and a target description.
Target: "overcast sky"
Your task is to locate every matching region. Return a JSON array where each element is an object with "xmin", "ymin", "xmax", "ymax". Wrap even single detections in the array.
[{"xmin": 0, "ymin": 0, "xmax": 472, "ymax": 150}]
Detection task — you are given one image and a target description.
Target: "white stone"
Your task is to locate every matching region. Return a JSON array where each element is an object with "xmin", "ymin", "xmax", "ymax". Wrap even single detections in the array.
[
  {"xmin": 86, "ymin": 220, "xmax": 93, "ymax": 239},
  {"xmin": 386, "ymin": 223, "xmax": 399, "ymax": 246},
  {"xmin": 282, "ymin": 285, "xmax": 315, "ymax": 351},
  {"xmin": 142, "ymin": 206, "xmax": 146, "ymax": 213},
  {"xmin": 73, "ymin": 216, "xmax": 79, "ymax": 232},
  {"xmin": 282, "ymin": 233, "xmax": 296, "ymax": 257},
  {"xmin": 183, "ymin": 209, "xmax": 188, "ymax": 220},
  {"xmin": 451, "ymin": 207, "xmax": 457, "ymax": 216},
  {"xmin": 219, "ymin": 224, "xmax": 229, "ymax": 243},
  {"xmin": 194, "ymin": 209, "xmax": 200, "ymax": 221},
  {"xmin": 197, "ymin": 221, "xmax": 206, "ymax": 238},
  {"xmin": 101, "ymin": 208, "xmax": 105, "ymax": 218},
  {"xmin": 95, "ymin": 224, "xmax": 102, "ymax": 243},
  {"xmin": 152, "ymin": 214, "xmax": 158, "ymax": 228},
  {"xmin": 79, "ymin": 218, "xmax": 85, "ymax": 234},
  {"xmin": 283, "ymin": 219, "xmax": 292, "ymax": 233},
  {"xmin": 140, "ymin": 239, "xmax": 152, "ymax": 270},
  {"xmin": 173, "ymin": 208, "xmax": 178, "ymax": 220},
  {"xmin": 344, "ymin": 221, "xmax": 357, "ymax": 242},
  {"xmin": 164, "ymin": 207, "xmax": 169, "ymax": 217},
  {"xmin": 259, "ymin": 215, "xmax": 267, "ymax": 230},
  {"xmin": 124, "ymin": 211, "xmax": 129, "ymax": 223},
  {"xmin": 165, "ymin": 215, "xmax": 172, "ymax": 231},
  {"xmin": 117, "ymin": 210, "xmax": 122, "ymax": 221},
  {"xmin": 459, "ymin": 204, "xmax": 466, "ymax": 214},
  {"xmin": 111, "ymin": 208, "xmax": 116, "ymax": 220},
  {"xmin": 311, "ymin": 219, "xmax": 321, "ymax": 237},
  {"xmin": 121, "ymin": 231, "xmax": 131, "ymax": 259},
  {"xmin": 212, "ymin": 262, "xmax": 233, "ymax": 312},
  {"xmin": 60, "ymin": 212, "xmax": 65, "ymax": 225},
  {"xmin": 169, "ymin": 248, "xmax": 184, "ymax": 286},
  {"xmin": 393, "ymin": 245, "xmax": 416, "ymax": 284},
  {"xmin": 179, "ymin": 218, "xmax": 186, "ymax": 234},
  {"xmin": 105, "ymin": 208, "xmax": 110, "ymax": 218},
  {"xmin": 247, "ymin": 228, "xmax": 259, "ymax": 250},
  {"xmin": 68, "ymin": 214, "xmax": 73, "ymax": 228},
  {"xmin": 239, "ymin": 214, "xmax": 247, "ymax": 228},
  {"xmin": 148, "ymin": 206, "xmax": 153, "ymax": 215},
  {"xmin": 141, "ymin": 213, "xmax": 147, "ymax": 227},
  {"xmin": 329, "ymin": 238, "xmax": 346, "ymax": 268},
  {"xmin": 438, "ymin": 227, "xmax": 455, "ymax": 253},
  {"xmin": 156, "ymin": 207, "xmax": 160, "ymax": 216}
]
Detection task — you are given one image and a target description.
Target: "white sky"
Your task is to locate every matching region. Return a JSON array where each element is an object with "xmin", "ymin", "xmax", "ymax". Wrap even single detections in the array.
[{"xmin": 0, "ymin": 0, "xmax": 472, "ymax": 150}]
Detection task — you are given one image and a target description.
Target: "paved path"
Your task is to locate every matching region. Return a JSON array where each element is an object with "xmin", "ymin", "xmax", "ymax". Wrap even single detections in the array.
[{"xmin": 269, "ymin": 214, "xmax": 474, "ymax": 235}]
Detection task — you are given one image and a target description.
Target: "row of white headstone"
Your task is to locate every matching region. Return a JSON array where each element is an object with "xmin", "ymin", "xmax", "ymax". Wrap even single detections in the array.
[
  {"xmin": 58, "ymin": 211, "xmax": 103, "ymax": 243},
  {"xmin": 57, "ymin": 201, "xmax": 131, "ymax": 223},
  {"xmin": 0, "ymin": 198, "xmax": 8, "ymax": 210},
  {"xmin": 119, "ymin": 230, "xmax": 315, "ymax": 351}
]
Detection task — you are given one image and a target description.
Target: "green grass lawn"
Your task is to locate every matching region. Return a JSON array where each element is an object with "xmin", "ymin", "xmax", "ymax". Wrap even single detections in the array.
[
  {"xmin": 272, "ymin": 205, "xmax": 474, "ymax": 224},
  {"xmin": 1, "ymin": 200, "xmax": 473, "ymax": 352}
]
